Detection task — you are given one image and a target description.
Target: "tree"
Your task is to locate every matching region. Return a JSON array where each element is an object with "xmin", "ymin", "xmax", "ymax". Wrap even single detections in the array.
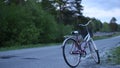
[
  {"xmin": 117, "ymin": 24, "xmax": 120, "ymax": 31},
  {"xmin": 4, "ymin": 0, "xmax": 25, "ymax": 5},
  {"xmin": 91, "ymin": 18, "xmax": 103, "ymax": 32},
  {"xmin": 41, "ymin": 0, "xmax": 56, "ymax": 13},
  {"xmin": 110, "ymin": 17, "xmax": 117, "ymax": 23},
  {"xmin": 41, "ymin": 0, "xmax": 83, "ymax": 24},
  {"xmin": 0, "ymin": 0, "xmax": 60, "ymax": 47},
  {"xmin": 75, "ymin": 0, "xmax": 83, "ymax": 16},
  {"xmin": 109, "ymin": 17, "xmax": 118, "ymax": 32},
  {"xmin": 101, "ymin": 22, "xmax": 110, "ymax": 32}
]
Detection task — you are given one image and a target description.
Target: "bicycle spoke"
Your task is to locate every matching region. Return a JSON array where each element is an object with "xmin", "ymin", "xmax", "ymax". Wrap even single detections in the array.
[
  {"xmin": 89, "ymin": 41, "xmax": 100, "ymax": 64},
  {"xmin": 62, "ymin": 38, "xmax": 81, "ymax": 67}
]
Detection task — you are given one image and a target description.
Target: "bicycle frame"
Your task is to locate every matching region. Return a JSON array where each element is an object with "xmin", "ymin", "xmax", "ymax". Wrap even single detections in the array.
[
  {"xmin": 84, "ymin": 33, "xmax": 90, "ymax": 42},
  {"xmin": 83, "ymin": 29, "xmax": 98, "ymax": 50}
]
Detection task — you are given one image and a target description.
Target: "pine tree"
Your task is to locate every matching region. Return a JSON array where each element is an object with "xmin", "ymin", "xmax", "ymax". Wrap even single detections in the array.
[{"xmin": 109, "ymin": 17, "xmax": 118, "ymax": 32}]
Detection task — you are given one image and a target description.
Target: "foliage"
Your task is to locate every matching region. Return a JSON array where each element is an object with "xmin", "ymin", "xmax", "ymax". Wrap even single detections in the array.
[
  {"xmin": 109, "ymin": 17, "xmax": 118, "ymax": 32},
  {"xmin": 110, "ymin": 17, "xmax": 117, "ymax": 23},
  {"xmin": 55, "ymin": 24, "xmax": 73, "ymax": 42},
  {"xmin": 100, "ymin": 17, "xmax": 119, "ymax": 32},
  {"xmin": 36, "ymin": 13, "xmax": 58, "ymax": 43},
  {"xmin": 110, "ymin": 46, "xmax": 120, "ymax": 64},
  {"xmin": 41, "ymin": 0, "xmax": 56, "ymax": 14},
  {"xmin": 109, "ymin": 23, "xmax": 118, "ymax": 32},
  {"xmin": 101, "ymin": 22, "xmax": 110, "ymax": 32},
  {"xmin": 117, "ymin": 25, "xmax": 120, "ymax": 31},
  {"xmin": 0, "ymin": 0, "xmax": 74, "ymax": 47},
  {"xmin": 41, "ymin": 0, "xmax": 83, "ymax": 25},
  {"xmin": 0, "ymin": 1, "xmax": 39, "ymax": 46},
  {"xmin": 90, "ymin": 18, "xmax": 102, "ymax": 32}
]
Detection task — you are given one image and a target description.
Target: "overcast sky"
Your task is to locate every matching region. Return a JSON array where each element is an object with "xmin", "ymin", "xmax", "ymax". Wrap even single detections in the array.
[{"xmin": 81, "ymin": 0, "xmax": 120, "ymax": 24}]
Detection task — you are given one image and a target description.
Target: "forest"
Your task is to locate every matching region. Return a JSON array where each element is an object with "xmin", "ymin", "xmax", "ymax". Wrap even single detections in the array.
[{"xmin": 0, "ymin": 0, "xmax": 120, "ymax": 47}]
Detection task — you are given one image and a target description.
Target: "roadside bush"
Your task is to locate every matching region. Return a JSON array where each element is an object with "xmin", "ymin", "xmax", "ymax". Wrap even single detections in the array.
[
  {"xmin": 0, "ymin": 3, "xmax": 40, "ymax": 47},
  {"xmin": 0, "ymin": 0, "xmax": 61, "ymax": 47},
  {"xmin": 55, "ymin": 24, "xmax": 73, "ymax": 42},
  {"xmin": 0, "ymin": 0, "xmax": 73, "ymax": 47},
  {"xmin": 36, "ymin": 13, "xmax": 58, "ymax": 43}
]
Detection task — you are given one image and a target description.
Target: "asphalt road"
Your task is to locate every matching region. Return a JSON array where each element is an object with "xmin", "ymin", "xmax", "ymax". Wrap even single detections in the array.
[{"xmin": 0, "ymin": 36, "xmax": 120, "ymax": 68}]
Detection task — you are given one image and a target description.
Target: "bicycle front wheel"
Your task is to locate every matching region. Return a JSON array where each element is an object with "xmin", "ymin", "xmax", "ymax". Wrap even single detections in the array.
[
  {"xmin": 88, "ymin": 39, "xmax": 100, "ymax": 64},
  {"xmin": 62, "ymin": 38, "xmax": 81, "ymax": 68}
]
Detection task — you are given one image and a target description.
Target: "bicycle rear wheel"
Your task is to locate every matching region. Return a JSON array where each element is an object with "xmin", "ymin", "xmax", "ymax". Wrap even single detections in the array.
[
  {"xmin": 62, "ymin": 38, "xmax": 81, "ymax": 68},
  {"xmin": 88, "ymin": 39, "xmax": 100, "ymax": 64}
]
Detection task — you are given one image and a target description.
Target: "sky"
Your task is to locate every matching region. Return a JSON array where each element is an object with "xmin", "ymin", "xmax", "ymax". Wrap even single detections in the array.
[{"xmin": 81, "ymin": 0, "xmax": 120, "ymax": 24}]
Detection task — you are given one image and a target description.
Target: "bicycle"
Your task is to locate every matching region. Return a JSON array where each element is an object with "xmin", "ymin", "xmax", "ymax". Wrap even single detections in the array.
[{"xmin": 62, "ymin": 20, "xmax": 100, "ymax": 68}]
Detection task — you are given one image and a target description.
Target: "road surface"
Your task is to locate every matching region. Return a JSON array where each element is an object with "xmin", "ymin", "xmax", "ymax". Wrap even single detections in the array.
[{"xmin": 0, "ymin": 36, "xmax": 120, "ymax": 68}]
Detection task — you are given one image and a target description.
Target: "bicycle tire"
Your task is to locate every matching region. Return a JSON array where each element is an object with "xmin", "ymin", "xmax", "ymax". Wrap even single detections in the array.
[
  {"xmin": 62, "ymin": 38, "xmax": 81, "ymax": 67},
  {"xmin": 88, "ymin": 40, "xmax": 100, "ymax": 64}
]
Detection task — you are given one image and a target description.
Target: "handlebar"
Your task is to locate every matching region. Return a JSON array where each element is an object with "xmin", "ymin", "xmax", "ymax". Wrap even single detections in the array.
[{"xmin": 79, "ymin": 20, "xmax": 92, "ymax": 27}]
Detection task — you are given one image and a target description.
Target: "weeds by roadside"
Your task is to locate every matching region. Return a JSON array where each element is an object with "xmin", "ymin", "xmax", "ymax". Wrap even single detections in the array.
[
  {"xmin": 111, "ymin": 46, "xmax": 120, "ymax": 64},
  {"xmin": 106, "ymin": 45, "xmax": 120, "ymax": 64},
  {"xmin": 0, "ymin": 43, "xmax": 61, "ymax": 51},
  {"xmin": 93, "ymin": 32, "xmax": 120, "ymax": 40}
]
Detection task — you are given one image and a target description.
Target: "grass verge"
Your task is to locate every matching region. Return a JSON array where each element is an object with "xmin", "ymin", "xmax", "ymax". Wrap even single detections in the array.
[
  {"xmin": 93, "ymin": 32, "xmax": 120, "ymax": 40},
  {"xmin": 111, "ymin": 46, "xmax": 120, "ymax": 64},
  {"xmin": 0, "ymin": 43, "xmax": 61, "ymax": 51},
  {"xmin": 106, "ymin": 46, "xmax": 120, "ymax": 64}
]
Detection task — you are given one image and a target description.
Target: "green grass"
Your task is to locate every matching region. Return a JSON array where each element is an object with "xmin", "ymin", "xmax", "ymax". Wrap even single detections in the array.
[
  {"xmin": 93, "ymin": 32, "xmax": 120, "ymax": 40},
  {"xmin": 111, "ymin": 46, "xmax": 120, "ymax": 64},
  {"xmin": 106, "ymin": 46, "xmax": 120, "ymax": 64},
  {"xmin": 0, "ymin": 43, "xmax": 61, "ymax": 51},
  {"xmin": 93, "ymin": 35, "xmax": 112, "ymax": 40}
]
